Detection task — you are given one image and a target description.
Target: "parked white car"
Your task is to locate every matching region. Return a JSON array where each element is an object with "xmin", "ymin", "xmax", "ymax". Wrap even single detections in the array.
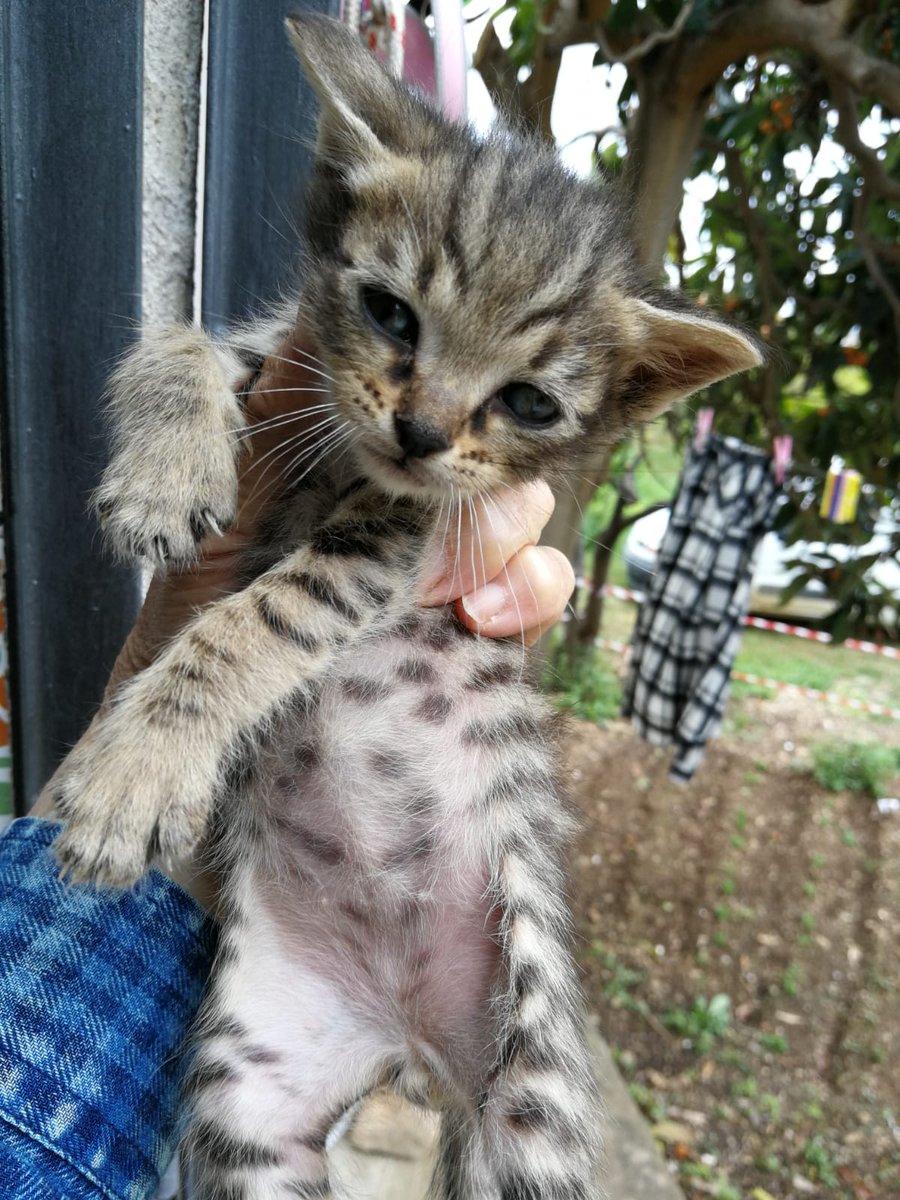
[{"xmin": 623, "ymin": 507, "xmax": 900, "ymax": 623}]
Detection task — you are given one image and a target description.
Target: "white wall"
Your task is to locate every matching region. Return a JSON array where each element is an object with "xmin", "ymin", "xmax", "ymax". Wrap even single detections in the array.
[{"xmin": 142, "ymin": 0, "xmax": 205, "ymax": 327}]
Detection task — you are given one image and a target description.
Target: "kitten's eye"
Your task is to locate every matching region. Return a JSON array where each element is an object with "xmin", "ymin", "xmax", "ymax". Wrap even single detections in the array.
[
  {"xmin": 362, "ymin": 287, "xmax": 419, "ymax": 349},
  {"xmin": 498, "ymin": 382, "xmax": 561, "ymax": 427}
]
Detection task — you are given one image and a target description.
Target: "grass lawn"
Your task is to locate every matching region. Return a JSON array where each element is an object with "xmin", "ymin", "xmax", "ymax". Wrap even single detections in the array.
[{"xmin": 589, "ymin": 592, "xmax": 899, "ymax": 709}]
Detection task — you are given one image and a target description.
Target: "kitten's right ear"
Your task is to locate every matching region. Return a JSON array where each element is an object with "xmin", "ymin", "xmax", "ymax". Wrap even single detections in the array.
[
  {"xmin": 616, "ymin": 297, "xmax": 764, "ymax": 420},
  {"xmin": 285, "ymin": 14, "xmax": 414, "ymax": 166}
]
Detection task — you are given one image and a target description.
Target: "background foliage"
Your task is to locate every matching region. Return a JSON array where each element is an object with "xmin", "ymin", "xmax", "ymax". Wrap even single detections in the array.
[{"xmin": 474, "ymin": 0, "xmax": 900, "ymax": 637}]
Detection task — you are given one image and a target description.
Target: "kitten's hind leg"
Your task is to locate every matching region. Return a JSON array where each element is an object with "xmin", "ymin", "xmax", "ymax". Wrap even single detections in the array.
[
  {"xmin": 427, "ymin": 1105, "xmax": 473, "ymax": 1200},
  {"xmin": 458, "ymin": 765, "xmax": 602, "ymax": 1199},
  {"xmin": 185, "ymin": 877, "xmax": 405, "ymax": 1200}
]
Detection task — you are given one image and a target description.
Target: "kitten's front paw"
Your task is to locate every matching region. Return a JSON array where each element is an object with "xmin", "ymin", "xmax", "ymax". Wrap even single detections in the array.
[
  {"xmin": 52, "ymin": 710, "xmax": 215, "ymax": 888},
  {"xmin": 95, "ymin": 439, "xmax": 239, "ymax": 567}
]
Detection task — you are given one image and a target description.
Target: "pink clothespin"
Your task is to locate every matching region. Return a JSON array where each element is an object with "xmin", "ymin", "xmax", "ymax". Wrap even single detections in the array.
[
  {"xmin": 772, "ymin": 435, "xmax": 792, "ymax": 486},
  {"xmin": 694, "ymin": 407, "xmax": 715, "ymax": 450}
]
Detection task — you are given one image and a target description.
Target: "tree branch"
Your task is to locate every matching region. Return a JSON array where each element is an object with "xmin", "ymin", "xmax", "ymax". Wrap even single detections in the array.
[
  {"xmin": 830, "ymin": 80, "xmax": 900, "ymax": 201},
  {"xmin": 718, "ymin": 143, "xmax": 782, "ymax": 318},
  {"xmin": 473, "ymin": 20, "xmax": 524, "ymax": 122},
  {"xmin": 682, "ymin": 0, "xmax": 900, "ymax": 113},
  {"xmin": 474, "ymin": 5, "xmax": 574, "ymax": 139},
  {"xmin": 520, "ymin": 0, "xmax": 564, "ymax": 142},
  {"xmin": 616, "ymin": 500, "xmax": 669, "ymax": 535},
  {"xmin": 872, "ymin": 243, "xmax": 900, "ymax": 267},
  {"xmin": 853, "ymin": 198, "xmax": 900, "ymax": 328},
  {"xmin": 560, "ymin": 126, "xmax": 626, "ymax": 150},
  {"xmin": 713, "ymin": 142, "xmax": 785, "ymax": 435},
  {"xmin": 550, "ymin": 0, "xmax": 900, "ymax": 114},
  {"xmin": 594, "ymin": 0, "xmax": 695, "ymax": 66}
]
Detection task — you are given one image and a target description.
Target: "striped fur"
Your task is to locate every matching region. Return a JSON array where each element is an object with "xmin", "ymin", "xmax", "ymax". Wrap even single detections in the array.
[{"xmin": 52, "ymin": 15, "xmax": 763, "ymax": 1198}]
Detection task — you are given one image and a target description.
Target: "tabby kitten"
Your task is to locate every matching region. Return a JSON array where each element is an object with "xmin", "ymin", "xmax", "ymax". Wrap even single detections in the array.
[{"xmin": 52, "ymin": 15, "xmax": 760, "ymax": 1200}]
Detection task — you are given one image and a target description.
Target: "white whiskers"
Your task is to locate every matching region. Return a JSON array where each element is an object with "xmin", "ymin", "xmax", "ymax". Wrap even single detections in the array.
[
  {"xmin": 241, "ymin": 414, "xmax": 343, "ymax": 511},
  {"xmin": 284, "ymin": 423, "xmax": 355, "ymax": 491}
]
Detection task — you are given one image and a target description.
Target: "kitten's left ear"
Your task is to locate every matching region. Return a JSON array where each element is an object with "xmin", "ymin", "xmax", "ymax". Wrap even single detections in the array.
[
  {"xmin": 285, "ymin": 14, "xmax": 431, "ymax": 164},
  {"xmin": 618, "ymin": 297, "xmax": 763, "ymax": 418}
]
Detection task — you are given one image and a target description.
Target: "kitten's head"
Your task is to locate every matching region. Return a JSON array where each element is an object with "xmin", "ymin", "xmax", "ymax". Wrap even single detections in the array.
[{"xmin": 287, "ymin": 15, "xmax": 761, "ymax": 500}]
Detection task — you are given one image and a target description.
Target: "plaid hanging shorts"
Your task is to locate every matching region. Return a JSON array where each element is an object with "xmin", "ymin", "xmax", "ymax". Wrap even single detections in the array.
[{"xmin": 622, "ymin": 434, "xmax": 781, "ymax": 781}]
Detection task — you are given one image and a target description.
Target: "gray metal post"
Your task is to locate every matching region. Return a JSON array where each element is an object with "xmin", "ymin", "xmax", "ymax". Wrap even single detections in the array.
[
  {"xmin": 0, "ymin": 1, "xmax": 144, "ymax": 809},
  {"xmin": 201, "ymin": 0, "xmax": 341, "ymax": 331}
]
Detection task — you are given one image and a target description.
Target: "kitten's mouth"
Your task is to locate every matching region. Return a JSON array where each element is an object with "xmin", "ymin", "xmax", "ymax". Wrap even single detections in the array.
[{"xmin": 356, "ymin": 443, "xmax": 443, "ymax": 497}]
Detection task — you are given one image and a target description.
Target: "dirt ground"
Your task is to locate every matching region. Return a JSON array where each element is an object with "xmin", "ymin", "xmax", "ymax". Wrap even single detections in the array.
[{"xmin": 564, "ymin": 697, "xmax": 900, "ymax": 1199}]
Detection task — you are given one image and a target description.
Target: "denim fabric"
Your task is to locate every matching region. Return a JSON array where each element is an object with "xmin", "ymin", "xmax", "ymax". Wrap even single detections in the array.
[{"xmin": 0, "ymin": 818, "xmax": 216, "ymax": 1199}]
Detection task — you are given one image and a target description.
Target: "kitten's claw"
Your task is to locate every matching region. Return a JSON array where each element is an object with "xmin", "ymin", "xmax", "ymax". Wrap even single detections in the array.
[
  {"xmin": 190, "ymin": 507, "xmax": 231, "ymax": 543},
  {"xmin": 202, "ymin": 508, "xmax": 225, "ymax": 538},
  {"xmin": 153, "ymin": 535, "xmax": 171, "ymax": 567},
  {"xmin": 54, "ymin": 816, "xmax": 150, "ymax": 890},
  {"xmin": 54, "ymin": 767, "xmax": 210, "ymax": 889}
]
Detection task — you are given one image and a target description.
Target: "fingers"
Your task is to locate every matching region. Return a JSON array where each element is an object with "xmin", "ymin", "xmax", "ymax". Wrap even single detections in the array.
[
  {"xmin": 244, "ymin": 336, "xmax": 332, "ymax": 423},
  {"xmin": 235, "ymin": 339, "xmax": 339, "ymax": 535},
  {"xmin": 453, "ymin": 544, "xmax": 575, "ymax": 644},
  {"xmin": 419, "ymin": 481, "xmax": 569, "ymax": 643},
  {"xmin": 419, "ymin": 481, "xmax": 556, "ymax": 605}
]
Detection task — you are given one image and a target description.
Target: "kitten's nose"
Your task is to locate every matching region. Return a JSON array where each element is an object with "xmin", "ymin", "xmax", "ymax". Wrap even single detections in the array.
[{"xmin": 394, "ymin": 413, "xmax": 451, "ymax": 459}]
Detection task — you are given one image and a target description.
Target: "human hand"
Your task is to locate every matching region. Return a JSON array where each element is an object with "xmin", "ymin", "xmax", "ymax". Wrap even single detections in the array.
[{"xmin": 418, "ymin": 480, "xmax": 574, "ymax": 647}]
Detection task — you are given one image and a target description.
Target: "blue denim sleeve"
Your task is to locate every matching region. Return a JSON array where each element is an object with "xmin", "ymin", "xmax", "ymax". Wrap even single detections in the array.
[{"xmin": 0, "ymin": 818, "xmax": 217, "ymax": 1200}]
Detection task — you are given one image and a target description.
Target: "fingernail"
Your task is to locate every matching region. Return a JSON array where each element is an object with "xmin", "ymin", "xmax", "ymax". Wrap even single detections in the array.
[{"xmin": 461, "ymin": 583, "xmax": 508, "ymax": 625}]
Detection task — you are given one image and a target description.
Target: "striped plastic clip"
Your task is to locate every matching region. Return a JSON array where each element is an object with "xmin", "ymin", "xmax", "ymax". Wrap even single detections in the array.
[{"xmin": 694, "ymin": 407, "xmax": 715, "ymax": 450}]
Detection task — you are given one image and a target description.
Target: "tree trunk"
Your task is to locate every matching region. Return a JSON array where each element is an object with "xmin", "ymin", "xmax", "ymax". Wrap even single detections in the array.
[
  {"xmin": 543, "ymin": 452, "xmax": 612, "ymax": 562},
  {"xmin": 625, "ymin": 66, "xmax": 713, "ymax": 275},
  {"xmin": 576, "ymin": 506, "xmax": 620, "ymax": 645},
  {"xmin": 545, "ymin": 86, "xmax": 711, "ymax": 561}
]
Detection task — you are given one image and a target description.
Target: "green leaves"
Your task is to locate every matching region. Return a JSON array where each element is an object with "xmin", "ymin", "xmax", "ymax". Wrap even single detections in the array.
[
  {"xmin": 664, "ymin": 993, "xmax": 733, "ymax": 1054},
  {"xmin": 502, "ymin": 0, "xmax": 557, "ymax": 67},
  {"xmin": 812, "ymin": 742, "xmax": 900, "ymax": 798},
  {"xmin": 490, "ymin": 3, "xmax": 899, "ymax": 637}
]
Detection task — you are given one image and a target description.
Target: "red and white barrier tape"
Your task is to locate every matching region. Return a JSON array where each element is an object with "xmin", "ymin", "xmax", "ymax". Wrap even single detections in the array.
[
  {"xmin": 577, "ymin": 578, "xmax": 898, "ymax": 657},
  {"xmin": 730, "ymin": 671, "xmax": 900, "ymax": 719},
  {"xmin": 742, "ymin": 614, "xmax": 832, "ymax": 642},
  {"xmin": 592, "ymin": 637, "xmax": 900, "ymax": 721},
  {"xmin": 844, "ymin": 637, "xmax": 900, "ymax": 659},
  {"xmin": 594, "ymin": 637, "xmax": 629, "ymax": 655}
]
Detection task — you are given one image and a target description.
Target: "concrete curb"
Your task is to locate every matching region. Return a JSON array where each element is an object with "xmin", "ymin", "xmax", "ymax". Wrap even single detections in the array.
[{"xmin": 588, "ymin": 1024, "xmax": 684, "ymax": 1199}]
